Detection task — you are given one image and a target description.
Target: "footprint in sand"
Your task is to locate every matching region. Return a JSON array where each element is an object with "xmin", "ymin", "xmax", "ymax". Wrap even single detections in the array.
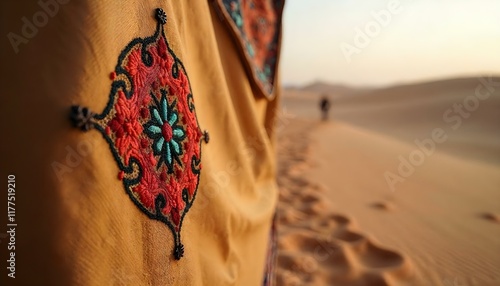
[
  {"xmin": 314, "ymin": 214, "xmax": 351, "ymax": 231},
  {"xmin": 294, "ymin": 195, "xmax": 330, "ymax": 217},
  {"xmin": 288, "ymin": 177, "xmax": 310, "ymax": 188},
  {"xmin": 276, "ymin": 120, "xmax": 411, "ymax": 285},
  {"xmin": 355, "ymin": 240, "xmax": 407, "ymax": 270},
  {"xmin": 332, "ymin": 229, "xmax": 365, "ymax": 244},
  {"xmin": 279, "ymin": 231, "xmax": 340, "ymax": 254},
  {"xmin": 328, "ymin": 237, "xmax": 410, "ymax": 283},
  {"xmin": 288, "ymin": 162, "xmax": 309, "ymax": 176},
  {"xmin": 299, "ymin": 192, "xmax": 323, "ymax": 203},
  {"xmin": 357, "ymin": 273, "xmax": 391, "ymax": 286},
  {"xmin": 278, "ymin": 252, "xmax": 323, "ymax": 283},
  {"xmin": 370, "ymin": 201, "xmax": 395, "ymax": 211},
  {"xmin": 309, "ymin": 182, "xmax": 328, "ymax": 193},
  {"xmin": 278, "ymin": 207, "xmax": 308, "ymax": 224},
  {"xmin": 278, "ymin": 232, "xmax": 353, "ymax": 281},
  {"xmin": 479, "ymin": 212, "xmax": 500, "ymax": 223},
  {"xmin": 330, "ymin": 214, "xmax": 352, "ymax": 227},
  {"xmin": 278, "ymin": 217, "xmax": 411, "ymax": 285},
  {"xmin": 276, "ymin": 269, "xmax": 302, "ymax": 286}
]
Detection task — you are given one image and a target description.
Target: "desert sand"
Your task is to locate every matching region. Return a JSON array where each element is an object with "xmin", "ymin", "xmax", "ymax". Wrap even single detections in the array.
[{"xmin": 276, "ymin": 77, "xmax": 500, "ymax": 285}]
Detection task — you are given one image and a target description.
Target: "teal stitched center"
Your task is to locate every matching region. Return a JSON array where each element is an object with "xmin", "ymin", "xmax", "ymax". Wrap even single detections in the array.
[{"xmin": 144, "ymin": 90, "xmax": 185, "ymax": 172}]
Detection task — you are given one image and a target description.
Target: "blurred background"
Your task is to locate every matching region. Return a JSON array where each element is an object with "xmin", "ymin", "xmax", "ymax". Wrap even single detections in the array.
[
  {"xmin": 281, "ymin": 0, "xmax": 500, "ymax": 86},
  {"xmin": 275, "ymin": 1, "xmax": 500, "ymax": 285}
]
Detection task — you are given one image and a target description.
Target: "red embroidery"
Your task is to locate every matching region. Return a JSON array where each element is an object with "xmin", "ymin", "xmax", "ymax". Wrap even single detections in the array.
[
  {"xmin": 70, "ymin": 8, "xmax": 204, "ymax": 260},
  {"xmin": 214, "ymin": 0, "xmax": 284, "ymax": 99}
]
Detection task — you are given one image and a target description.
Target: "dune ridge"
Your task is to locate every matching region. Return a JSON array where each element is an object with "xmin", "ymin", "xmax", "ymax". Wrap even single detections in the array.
[{"xmin": 284, "ymin": 76, "xmax": 500, "ymax": 165}]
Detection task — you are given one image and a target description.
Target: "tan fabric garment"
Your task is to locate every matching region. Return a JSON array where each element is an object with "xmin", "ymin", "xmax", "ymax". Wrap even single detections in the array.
[{"xmin": 0, "ymin": 0, "xmax": 280, "ymax": 285}]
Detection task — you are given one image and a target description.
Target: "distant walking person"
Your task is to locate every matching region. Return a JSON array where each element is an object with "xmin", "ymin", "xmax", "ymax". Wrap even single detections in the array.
[{"xmin": 319, "ymin": 95, "xmax": 331, "ymax": 120}]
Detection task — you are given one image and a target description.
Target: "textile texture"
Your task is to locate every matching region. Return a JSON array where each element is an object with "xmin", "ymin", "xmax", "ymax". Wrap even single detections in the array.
[
  {"xmin": 213, "ymin": 0, "xmax": 284, "ymax": 99},
  {"xmin": 0, "ymin": 0, "xmax": 282, "ymax": 285}
]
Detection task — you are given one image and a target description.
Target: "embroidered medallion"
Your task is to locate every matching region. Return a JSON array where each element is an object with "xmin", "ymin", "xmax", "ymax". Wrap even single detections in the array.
[
  {"xmin": 70, "ymin": 8, "xmax": 205, "ymax": 260},
  {"xmin": 213, "ymin": 0, "xmax": 284, "ymax": 99}
]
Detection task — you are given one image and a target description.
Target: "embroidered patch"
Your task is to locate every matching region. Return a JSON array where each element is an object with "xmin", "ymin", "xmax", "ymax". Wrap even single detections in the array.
[
  {"xmin": 213, "ymin": 0, "xmax": 284, "ymax": 99},
  {"xmin": 70, "ymin": 8, "xmax": 206, "ymax": 260}
]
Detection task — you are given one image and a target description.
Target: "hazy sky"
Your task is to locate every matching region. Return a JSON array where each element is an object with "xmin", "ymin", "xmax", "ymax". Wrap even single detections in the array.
[{"xmin": 281, "ymin": 0, "xmax": 500, "ymax": 87}]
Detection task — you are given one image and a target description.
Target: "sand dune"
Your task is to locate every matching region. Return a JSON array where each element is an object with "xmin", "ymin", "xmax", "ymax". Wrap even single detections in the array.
[
  {"xmin": 276, "ymin": 119, "xmax": 412, "ymax": 286},
  {"xmin": 276, "ymin": 77, "xmax": 500, "ymax": 285},
  {"xmin": 285, "ymin": 77, "xmax": 500, "ymax": 165}
]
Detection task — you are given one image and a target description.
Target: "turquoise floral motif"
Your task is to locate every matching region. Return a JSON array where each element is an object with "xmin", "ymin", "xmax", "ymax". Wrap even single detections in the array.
[
  {"xmin": 144, "ymin": 89, "xmax": 185, "ymax": 173},
  {"xmin": 70, "ymin": 9, "xmax": 205, "ymax": 260}
]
